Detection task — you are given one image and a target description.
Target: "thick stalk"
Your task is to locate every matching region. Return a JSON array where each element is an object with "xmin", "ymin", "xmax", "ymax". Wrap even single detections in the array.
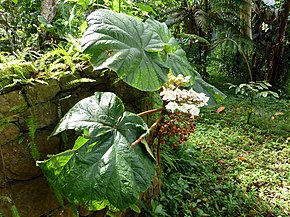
[
  {"xmin": 240, "ymin": 0, "xmax": 253, "ymax": 40},
  {"xmin": 137, "ymin": 108, "xmax": 165, "ymax": 117},
  {"xmin": 131, "ymin": 115, "xmax": 164, "ymax": 148}
]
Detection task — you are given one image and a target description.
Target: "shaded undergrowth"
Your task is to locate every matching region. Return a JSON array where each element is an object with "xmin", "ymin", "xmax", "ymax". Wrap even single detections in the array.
[{"xmin": 153, "ymin": 93, "xmax": 289, "ymax": 217}]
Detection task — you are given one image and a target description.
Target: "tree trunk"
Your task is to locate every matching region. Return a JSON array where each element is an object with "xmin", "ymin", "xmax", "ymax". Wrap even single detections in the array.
[
  {"xmin": 41, "ymin": 0, "xmax": 58, "ymax": 24},
  {"xmin": 240, "ymin": 0, "xmax": 253, "ymax": 40},
  {"xmin": 40, "ymin": 0, "xmax": 58, "ymax": 44},
  {"xmin": 265, "ymin": 0, "xmax": 290, "ymax": 85}
]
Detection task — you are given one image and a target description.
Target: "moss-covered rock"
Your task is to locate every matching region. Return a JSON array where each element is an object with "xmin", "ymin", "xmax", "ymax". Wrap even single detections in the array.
[
  {"xmin": 0, "ymin": 91, "xmax": 27, "ymax": 115},
  {"xmin": 24, "ymin": 79, "xmax": 61, "ymax": 105}
]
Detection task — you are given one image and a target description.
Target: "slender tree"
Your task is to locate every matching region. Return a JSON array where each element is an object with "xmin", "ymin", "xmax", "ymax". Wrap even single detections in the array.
[
  {"xmin": 240, "ymin": 0, "xmax": 253, "ymax": 39},
  {"xmin": 265, "ymin": 0, "xmax": 290, "ymax": 85}
]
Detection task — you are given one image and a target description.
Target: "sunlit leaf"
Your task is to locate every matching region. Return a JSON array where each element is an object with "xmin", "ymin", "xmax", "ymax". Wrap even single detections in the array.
[
  {"xmin": 81, "ymin": 10, "xmax": 226, "ymax": 105},
  {"xmin": 38, "ymin": 92, "xmax": 156, "ymax": 211},
  {"xmin": 81, "ymin": 9, "xmax": 168, "ymax": 91}
]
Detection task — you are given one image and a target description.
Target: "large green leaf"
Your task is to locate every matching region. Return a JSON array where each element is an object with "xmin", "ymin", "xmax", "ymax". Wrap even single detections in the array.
[
  {"xmin": 38, "ymin": 92, "xmax": 156, "ymax": 211},
  {"xmin": 81, "ymin": 9, "xmax": 225, "ymax": 105},
  {"xmin": 145, "ymin": 19, "xmax": 194, "ymax": 78},
  {"xmin": 146, "ymin": 19, "xmax": 226, "ymax": 105},
  {"xmin": 81, "ymin": 9, "xmax": 169, "ymax": 91}
]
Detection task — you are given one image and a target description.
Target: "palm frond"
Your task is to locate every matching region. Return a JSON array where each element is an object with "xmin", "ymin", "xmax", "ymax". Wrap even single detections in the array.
[{"xmin": 194, "ymin": 9, "xmax": 208, "ymax": 32}]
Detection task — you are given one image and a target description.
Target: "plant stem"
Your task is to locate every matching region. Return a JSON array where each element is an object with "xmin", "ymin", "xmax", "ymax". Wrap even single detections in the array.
[
  {"xmin": 137, "ymin": 108, "xmax": 165, "ymax": 117},
  {"xmin": 131, "ymin": 115, "xmax": 164, "ymax": 148}
]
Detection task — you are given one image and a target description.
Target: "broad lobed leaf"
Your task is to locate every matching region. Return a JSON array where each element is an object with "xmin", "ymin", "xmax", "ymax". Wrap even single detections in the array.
[
  {"xmin": 38, "ymin": 92, "xmax": 156, "ymax": 211},
  {"xmin": 81, "ymin": 9, "xmax": 168, "ymax": 91},
  {"xmin": 81, "ymin": 9, "xmax": 225, "ymax": 105}
]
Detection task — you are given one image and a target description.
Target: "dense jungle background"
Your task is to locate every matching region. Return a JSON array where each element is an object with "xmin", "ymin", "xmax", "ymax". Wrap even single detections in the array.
[{"xmin": 0, "ymin": 0, "xmax": 289, "ymax": 216}]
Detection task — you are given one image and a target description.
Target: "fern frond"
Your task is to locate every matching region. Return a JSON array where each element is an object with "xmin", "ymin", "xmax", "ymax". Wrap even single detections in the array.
[
  {"xmin": 27, "ymin": 116, "xmax": 36, "ymax": 140},
  {"xmin": 67, "ymin": 78, "xmax": 96, "ymax": 86},
  {"xmin": 28, "ymin": 142, "xmax": 40, "ymax": 161},
  {"xmin": 26, "ymin": 115, "xmax": 40, "ymax": 160}
]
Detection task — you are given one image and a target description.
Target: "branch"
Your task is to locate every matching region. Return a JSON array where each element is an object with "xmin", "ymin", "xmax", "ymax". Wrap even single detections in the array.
[
  {"xmin": 131, "ymin": 115, "xmax": 164, "ymax": 148},
  {"xmin": 137, "ymin": 108, "xmax": 165, "ymax": 117}
]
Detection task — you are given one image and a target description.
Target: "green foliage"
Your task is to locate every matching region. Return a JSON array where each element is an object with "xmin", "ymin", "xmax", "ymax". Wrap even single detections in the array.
[
  {"xmin": 0, "ymin": 196, "xmax": 20, "ymax": 217},
  {"xmin": 228, "ymin": 81, "xmax": 279, "ymax": 124},
  {"xmin": 36, "ymin": 38, "xmax": 89, "ymax": 78},
  {"xmin": 0, "ymin": 0, "xmax": 41, "ymax": 51},
  {"xmin": 27, "ymin": 115, "xmax": 40, "ymax": 161},
  {"xmin": 0, "ymin": 39, "xmax": 89, "ymax": 92},
  {"xmin": 81, "ymin": 9, "xmax": 167, "ymax": 91},
  {"xmin": 154, "ymin": 93, "xmax": 289, "ymax": 216},
  {"xmin": 81, "ymin": 9, "xmax": 225, "ymax": 104},
  {"xmin": 0, "ymin": 53, "xmax": 46, "ymax": 92},
  {"xmin": 38, "ymin": 92, "xmax": 156, "ymax": 211},
  {"xmin": 229, "ymin": 81, "xmax": 279, "ymax": 99},
  {"xmin": 38, "ymin": 0, "xmax": 90, "ymax": 40}
]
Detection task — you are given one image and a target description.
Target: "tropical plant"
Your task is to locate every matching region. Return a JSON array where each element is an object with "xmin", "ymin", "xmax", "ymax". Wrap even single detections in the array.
[
  {"xmin": 0, "ymin": 0, "xmax": 41, "ymax": 51},
  {"xmin": 37, "ymin": 9, "xmax": 225, "ymax": 214},
  {"xmin": 228, "ymin": 80, "xmax": 279, "ymax": 124},
  {"xmin": 37, "ymin": 72, "xmax": 212, "ymax": 214},
  {"xmin": 38, "ymin": 91, "xmax": 157, "ymax": 212},
  {"xmin": 81, "ymin": 9, "xmax": 224, "ymax": 104}
]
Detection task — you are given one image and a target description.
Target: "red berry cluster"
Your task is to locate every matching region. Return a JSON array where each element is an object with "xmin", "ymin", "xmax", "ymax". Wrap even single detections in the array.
[{"xmin": 158, "ymin": 112, "xmax": 196, "ymax": 149}]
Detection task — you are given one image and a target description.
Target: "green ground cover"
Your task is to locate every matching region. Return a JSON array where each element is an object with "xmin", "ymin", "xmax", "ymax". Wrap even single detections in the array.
[{"xmin": 154, "ymin": 89, "xmax": 290, "ymax": 217}]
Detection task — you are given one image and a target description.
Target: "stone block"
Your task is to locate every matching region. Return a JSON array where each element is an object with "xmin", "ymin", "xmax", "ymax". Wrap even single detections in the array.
[
  {"xmin": 29, "ymin": 102, "xmax": 58, "ymax": 129},
  {"xmin": 1, "ymin": 129, "xmax": 61, "ymax": 181},
  {"xmin": 11, "ymin": 176, "xmax": 60, "ymax": 217},
  {"xmin": 24, "ymin": 79, "xmax": 61, "ymax": 105},
  {"xmin": 35, "ymin": 130, "xmax": 60, "ymax": 160},
  {"xmin": 2, "ymin": 140, "xmax": 41, "ymax": 180},
  {"xmin": 50, "ymin": 205, "xmax": 75, "ymax": 217},
  {"xmin": 0, "ymin": 169, "xmax": 5, "ymax": 186},
  {"xmin": 0, "ymin": 123, "xmax": 20, "ymax": 146},
  {"xmin": 0, "ymin": 91, "xmax": 27, "ymax": 115},
  {"xmin": 0, "ymin": 187, "xmax": 12, "ymax": 217}
]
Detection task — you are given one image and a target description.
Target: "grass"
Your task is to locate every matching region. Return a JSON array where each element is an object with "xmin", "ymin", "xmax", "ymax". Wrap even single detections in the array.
[{"xmin": 152, "ymin": 90, "xmax": 290, "ymax": 217}]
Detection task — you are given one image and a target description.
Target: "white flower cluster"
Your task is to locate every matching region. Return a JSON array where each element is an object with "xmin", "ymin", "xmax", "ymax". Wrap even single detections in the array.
[{"xmin": 160, "ymin": 74, "xmax": 210, "ymax": 117}]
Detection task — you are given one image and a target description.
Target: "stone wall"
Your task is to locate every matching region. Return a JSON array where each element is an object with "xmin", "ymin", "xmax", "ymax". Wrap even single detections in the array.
[{"xmin": 0, "ymin": 72, "xmax": 149, "ymax": 217}]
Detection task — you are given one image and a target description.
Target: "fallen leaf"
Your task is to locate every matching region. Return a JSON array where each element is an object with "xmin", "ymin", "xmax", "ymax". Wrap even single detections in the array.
[
  {"xmin": 274, "ymin": 112, "xmax": 284, "ymax": 116},
  {"xmin": 237, "ymin": 157, "xmax": 247, "ymax": 161},
  {"xmin": 216, "ymin": 106, "xmax": 225, "ymax": 113},
  {"xmin": 218, "ymin": 160, "xmax": 226, "ymax": 164}
]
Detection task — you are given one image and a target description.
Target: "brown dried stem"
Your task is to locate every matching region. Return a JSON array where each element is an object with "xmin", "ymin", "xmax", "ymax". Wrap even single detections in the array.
[
  {"xmin": 131, "ymin": 115, "xmax": 164, "ymax": 148},
  {"xmin": 137, "ymin": 108, "xmax": 165, "ymax": 117}
]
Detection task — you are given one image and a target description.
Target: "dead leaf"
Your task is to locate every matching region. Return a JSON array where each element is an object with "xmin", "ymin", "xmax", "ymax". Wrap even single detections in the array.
[
  {"xmin": 218, "ymin": 160, "xmax": 226, "ymax": 164},
  {"xmin": 216, "ymin": 106, "xmax": 225, "ymax": 113},
  {"xmin": 274, "ymin": 112, "xmax": 284, "ymax": 116},
  {"xmin": 237, "ymin": 157, "xmax": 247, "ymax": 161}
]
